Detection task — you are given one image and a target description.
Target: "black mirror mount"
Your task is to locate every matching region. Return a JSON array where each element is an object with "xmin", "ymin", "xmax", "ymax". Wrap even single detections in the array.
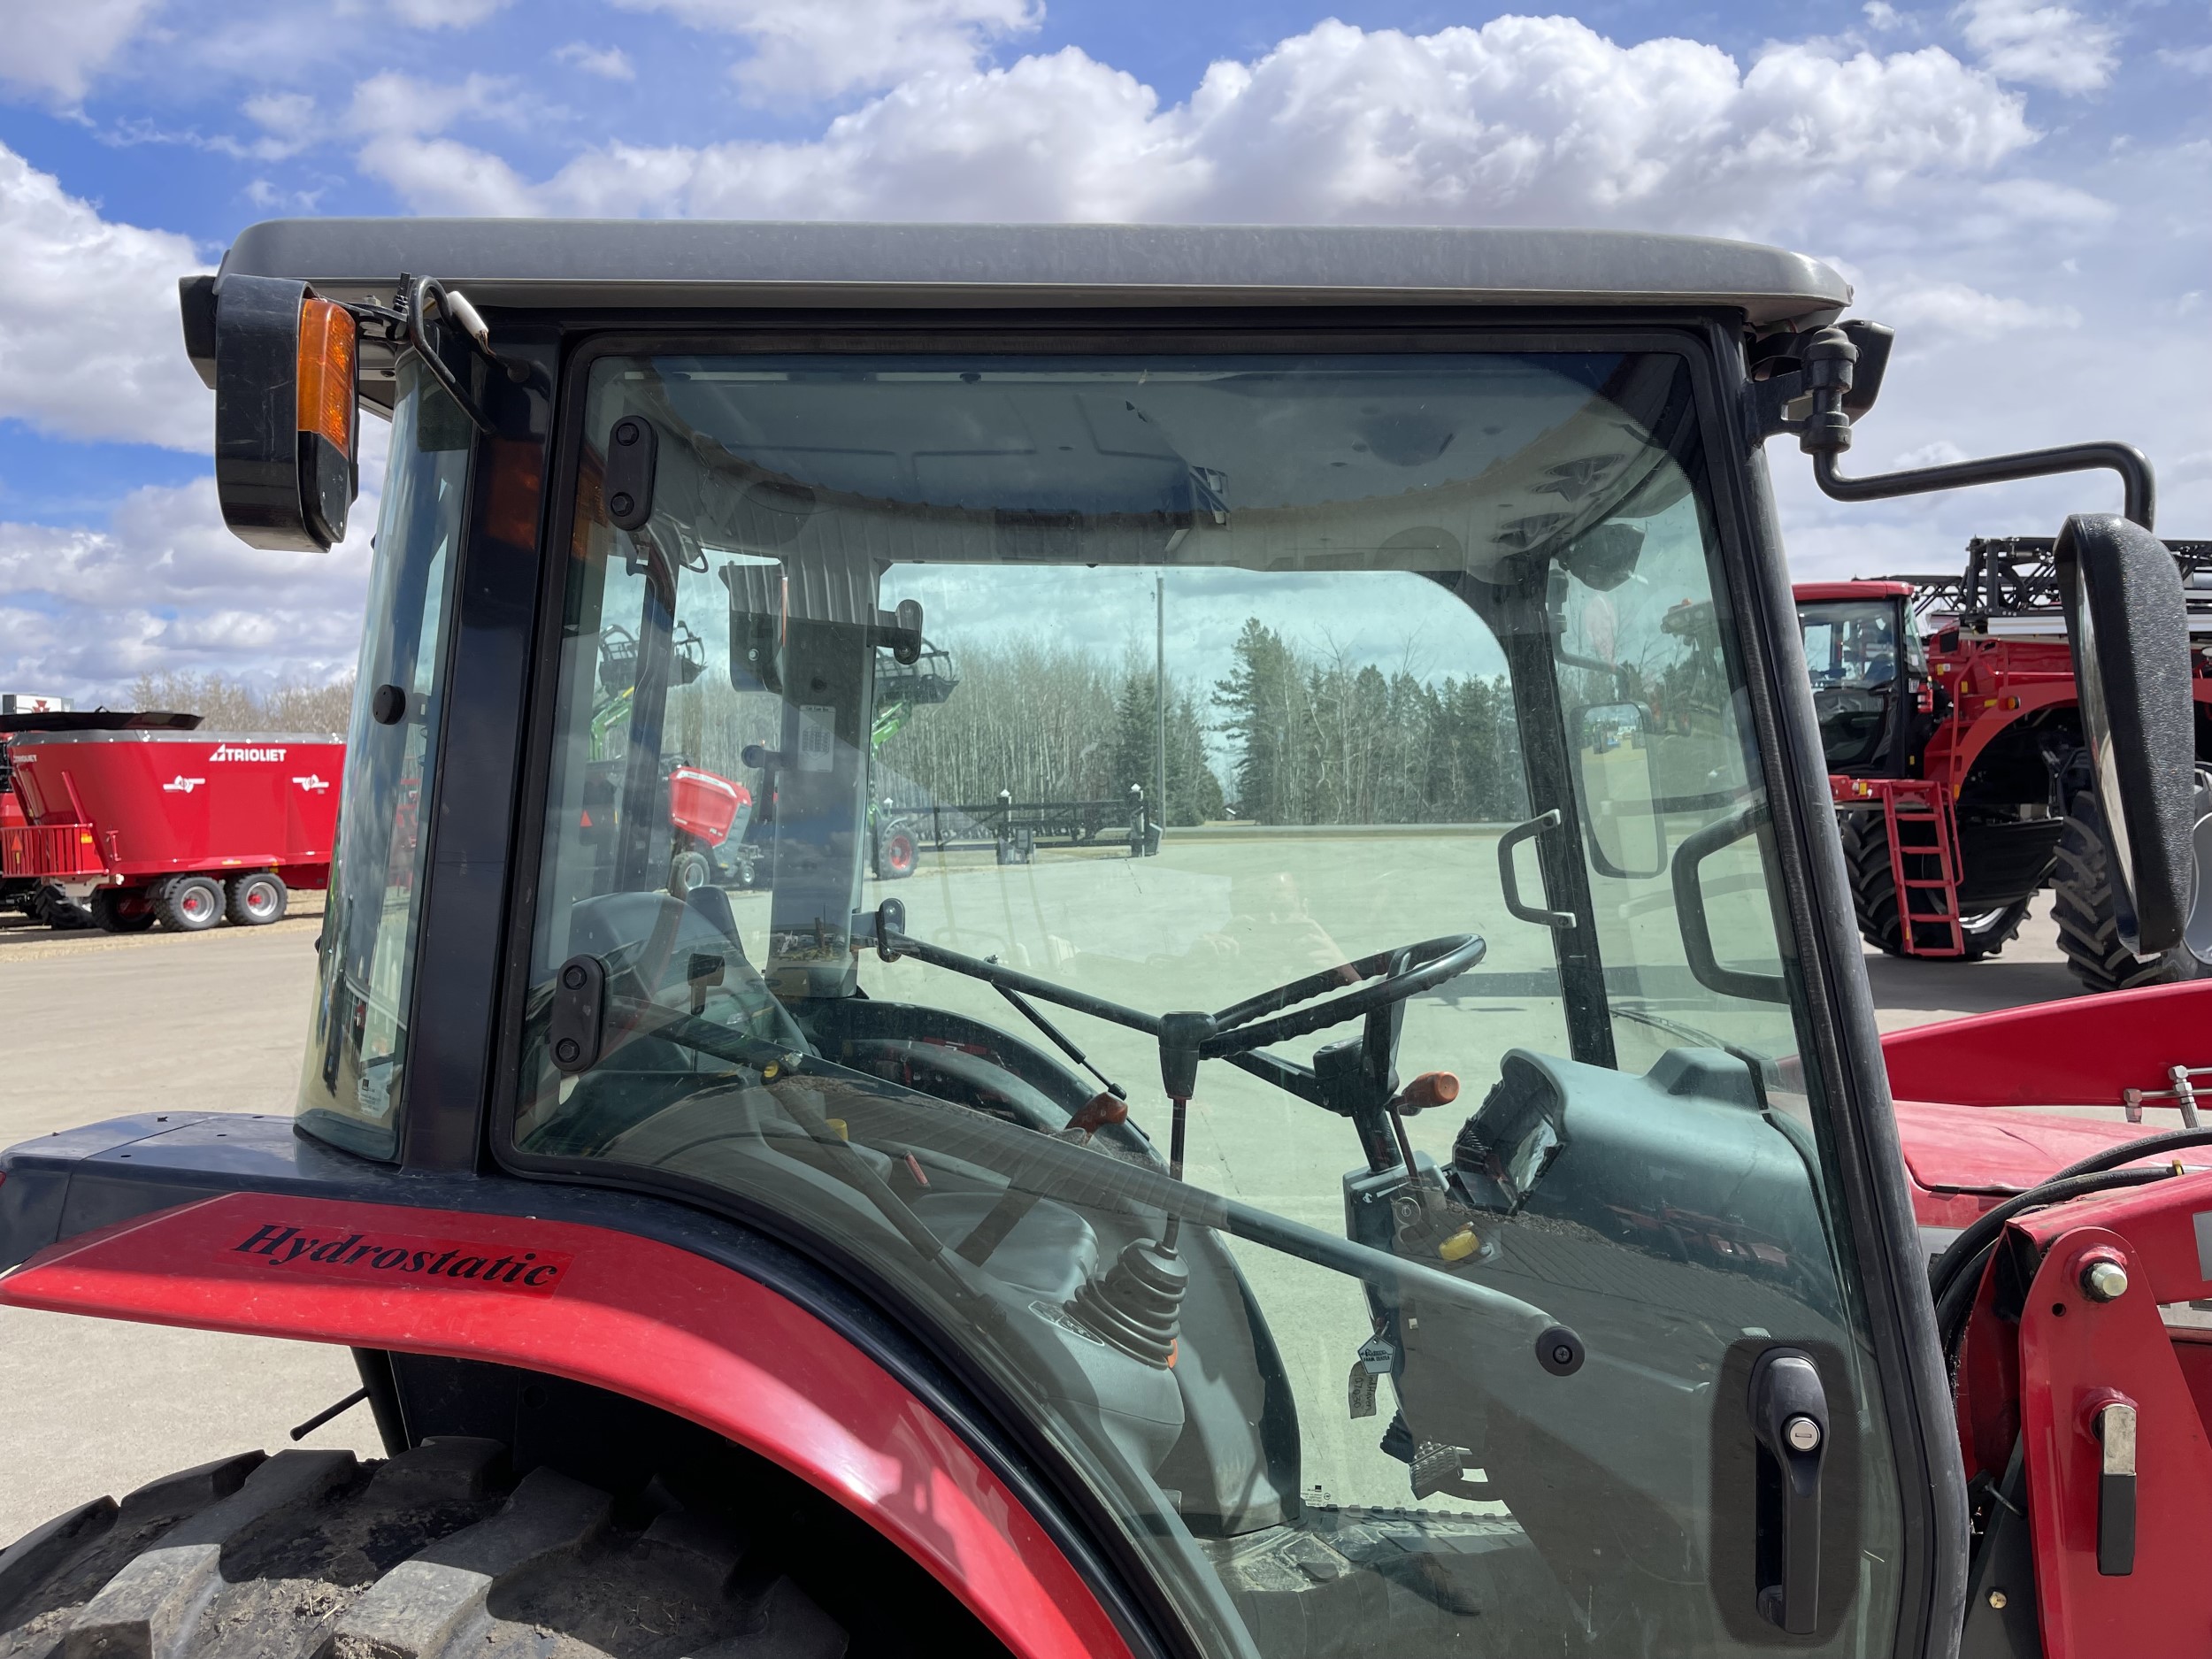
[
  {"xmin": 2055, "ymin": 514, "xmax": 2197, "ymax": 956},
  {"xmin": 720, "ymin": 558, "xmax": 787, "ymax": 695},
  {"xmin": 1748, "ymin": 323, "xmax": 2157, "ymax": 530}
]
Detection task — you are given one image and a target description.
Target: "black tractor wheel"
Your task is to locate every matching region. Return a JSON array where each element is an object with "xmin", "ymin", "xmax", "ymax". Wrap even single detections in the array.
[
  {"xmin": 2053, "ymin": 789, "xmax": 2208, "ymax": 994},
  {"xmin": 227, "ymin": 872, "xmax": 288, "ymax": 926},
  {"xmin": 33, "ymin": 884, "xmax": 92, "ymax": 931},
  {"xmin": 669, "ymin": 847, "xmax": 712, "ymax": 894},
  {"xmin": 0, "ymin": 1440, "xmax": 852, "ymax": 1659},
  {"xmin": 88, "ymin": 888, "xmax": 157, "ymax": 933},
  {"xmin": 1839, "ymin": 810, "xmax": 2028, "ymax": 961},
  {"xmin": 154, "ymin": 873, "xmax": 225, "ymax": 932}
]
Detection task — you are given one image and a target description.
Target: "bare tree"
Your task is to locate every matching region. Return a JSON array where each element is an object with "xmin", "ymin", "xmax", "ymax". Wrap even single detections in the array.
[{"xmin": 126, "ymin": 672, "xmax": 354, "ymax": 733}]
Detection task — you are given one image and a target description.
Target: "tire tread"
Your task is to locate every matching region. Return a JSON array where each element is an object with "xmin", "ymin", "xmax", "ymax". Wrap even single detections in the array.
[{"xmin": 1, "ymin": 1446, "xmax": 847, "ymax": 1659}]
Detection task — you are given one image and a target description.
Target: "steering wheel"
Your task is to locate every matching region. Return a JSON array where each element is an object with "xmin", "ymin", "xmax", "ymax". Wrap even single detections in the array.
[{"xmin": 1200, "ymin": 933, "xmax": 1486, "ymax": 1060}]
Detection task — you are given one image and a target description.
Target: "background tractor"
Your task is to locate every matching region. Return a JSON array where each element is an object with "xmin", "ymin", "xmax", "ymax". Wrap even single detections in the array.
[{"xmin": 1796, "ymin": 536, "xmax": 2212, "ymax": 987}]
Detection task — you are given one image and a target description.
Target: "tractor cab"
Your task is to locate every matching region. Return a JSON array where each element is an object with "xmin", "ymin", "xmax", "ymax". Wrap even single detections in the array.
[
  {"xmin": 4, "ymin": 222, "xmax": 2205, "ymax": 1659},
  {"xmin": 1793, "ymin": 580, "xmax": 1927, "ymax": 775}
]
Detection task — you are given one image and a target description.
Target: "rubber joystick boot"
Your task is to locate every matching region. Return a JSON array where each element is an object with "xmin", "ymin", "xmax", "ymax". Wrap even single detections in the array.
[{"xmin": 1067, "ymin": 1238, "xmax": 1187, "ymax": 1369}]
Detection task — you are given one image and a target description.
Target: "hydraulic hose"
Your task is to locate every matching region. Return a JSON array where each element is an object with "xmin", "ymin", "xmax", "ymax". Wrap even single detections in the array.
[{"xmin": 1929, "ymin": 1125, "xmax": 2212, "ymax": 1362}]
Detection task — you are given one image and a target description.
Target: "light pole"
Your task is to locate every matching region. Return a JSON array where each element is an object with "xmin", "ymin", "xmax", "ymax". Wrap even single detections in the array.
[{"xmin": 1154, "ymin": 574, "xmax": 1166, "ymax": 844}]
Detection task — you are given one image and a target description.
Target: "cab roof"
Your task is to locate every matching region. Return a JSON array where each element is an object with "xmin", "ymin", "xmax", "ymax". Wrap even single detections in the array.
[
  {"xmin": 219, "ymin": 219, "xmax": 1852, "ymax": 326},
  {"xmin": 1794, "ymin": 580, "xmax": 1917, "ymax": 602}
]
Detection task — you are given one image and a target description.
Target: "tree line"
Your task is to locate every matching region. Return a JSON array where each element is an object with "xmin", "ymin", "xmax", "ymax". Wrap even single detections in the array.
[
  {"xmin": 1213, "ymin": 619, "xmax": 1525, "ymax": 826},
  {"xmin": 126, "ymin": 671, "xmax": 356, "ymax": 733},
  {"xmin": 872, "ymin": 641, "xmax": 1221, "ymax": 826},
  {"xmin": 871, "ymin": 620, "xmax": 1525, "ymax": 827}
]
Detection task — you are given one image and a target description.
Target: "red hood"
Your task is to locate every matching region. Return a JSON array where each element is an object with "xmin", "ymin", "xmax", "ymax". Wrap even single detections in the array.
[{"xmin": 1894, "ymin": 1097, "xmax": 2174, "ymax": 1199}]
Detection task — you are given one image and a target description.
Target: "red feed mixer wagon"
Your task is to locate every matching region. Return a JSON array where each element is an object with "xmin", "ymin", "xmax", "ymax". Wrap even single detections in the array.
[{"xmin": 1, "ymin": 726, "xmax": 342, "ymax": 931}]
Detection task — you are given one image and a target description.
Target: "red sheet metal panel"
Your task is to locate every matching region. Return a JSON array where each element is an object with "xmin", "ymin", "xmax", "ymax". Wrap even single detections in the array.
[
  {"xmin": 1881, "ymin": 979, "xmax": 2212, "ymax": 1111},
  {"xmin": 1893, "ymin": 1099, "xmax": 2171, "ymax": 1202},
  {"xmin": 0, "ymin": 1192, "xmax": 1133, "ymax": 1659}
]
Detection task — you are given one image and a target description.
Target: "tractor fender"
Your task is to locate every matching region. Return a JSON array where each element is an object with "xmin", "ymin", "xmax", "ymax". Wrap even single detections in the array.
[{"xmin": 0, "ymin": 1189, "xmax": 1133, "ymax": 1659}]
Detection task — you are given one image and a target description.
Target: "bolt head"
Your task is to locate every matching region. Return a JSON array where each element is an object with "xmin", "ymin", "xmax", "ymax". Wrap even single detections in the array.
[
  {"xmin": 1988, "ymin": 1590, "xmax": 2008, "ymax": 1610},
  {"xmin": 1784, "ymin": 1415, "xmax": 1822, "ymax": 1453},
  {"xmin": 2083, "ymin": 1259, "xmax": 2130, "ymax": 1302},
  {"xmin": 609, "ymin": 491, "xmax": 634, "ymax": 518},
  {"xmin": 554, "ymin": 1038, "xmax": 580, "ymax": 1064}
]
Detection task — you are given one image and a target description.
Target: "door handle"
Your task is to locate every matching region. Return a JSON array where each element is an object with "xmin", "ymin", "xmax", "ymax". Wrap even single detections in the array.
[
  {"xmin": 2095, "ymin": 1399, "xmax": 2137, "ymax": 1575},
  {"xmin": 1498, "ymin": 810, "xmax": 1576, "ymax": 930},
  {"xmin": 1749, "ymin": 1348, "xmax": 1829, "ymax": 1634}
]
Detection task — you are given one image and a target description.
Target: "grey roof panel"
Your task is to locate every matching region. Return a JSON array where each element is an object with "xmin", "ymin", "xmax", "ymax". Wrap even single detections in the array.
[{"xmin": 220, "ymin": 219, "xmax": 1851, "ymax": 326}]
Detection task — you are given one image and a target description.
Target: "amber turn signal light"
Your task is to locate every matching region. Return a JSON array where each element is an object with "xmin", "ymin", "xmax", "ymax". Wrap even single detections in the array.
[{"xmin": 296, "ymin": 298, "xmax": 356, "ymax": 456}]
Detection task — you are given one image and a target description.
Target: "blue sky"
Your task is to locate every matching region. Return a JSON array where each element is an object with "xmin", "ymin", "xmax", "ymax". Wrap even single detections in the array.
[{"xmin": 1, "ymin": 0, "xmax": 2208, "ymax": 703}]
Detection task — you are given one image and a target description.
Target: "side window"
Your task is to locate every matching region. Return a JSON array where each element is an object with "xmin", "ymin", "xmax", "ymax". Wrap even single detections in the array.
[
  {"xmin": 1558, "ymin": 491, "xmax": 1798, "ymax": 1073},
  {"xmin": 297, "ymin": 361, "xmax": 469, "ymax": 1156}
]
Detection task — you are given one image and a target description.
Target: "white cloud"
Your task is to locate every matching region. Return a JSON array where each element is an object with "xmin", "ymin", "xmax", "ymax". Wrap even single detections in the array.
[
  {"xmin": 2159, "ymin": 44, "xmax": 2212, "ymax": 75},
  {"xmin": 1872, "ymin": 278, "xmax": 2080, "ymax": 335},
  {"xmin": 0, "ymin": 142, "xmax": 210, "ymax": 449},
  {"xmin": 556, "ymin": 42, "xmax": 636, "ymax": 81},
  {"xmin": 357, "ymin": 19, "xmax": 2036, "ymax": 234},
  {"xmin": 1956, "ymin": 0, "xmax": 2118, "ymax": 93},
  {"xmin": 0, "ymin": 0, "xmax": 161, "ymax": 102},
  {"xmin": 341, "ymin": 0, "xmax": 511, "ymax": 28},
  {"xmin": 611, "ymin": 0, "xmax": 1042, "ymax": 101},
  {"xmin": 0, "ymin": 438, "xmax": 382, "ymax": 702}
]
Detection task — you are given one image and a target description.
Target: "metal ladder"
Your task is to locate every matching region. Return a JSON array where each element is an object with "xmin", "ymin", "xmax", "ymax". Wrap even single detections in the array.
[{"xmin": 1882, "ymin": 781, "xmax": 1965, "ymax": 957}]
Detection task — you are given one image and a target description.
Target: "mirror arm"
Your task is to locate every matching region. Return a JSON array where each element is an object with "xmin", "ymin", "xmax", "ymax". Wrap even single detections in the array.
[
  {"xmin": 393, "ymin": 275, "xmax": 498, "ymax": 434},
  {"xmin": 1812, "ymin": 443, "xmax": 2155, "ymax": 533},
  {"xmin": 1754, "ymin": 323, "xmax": 2157, "ymax": 529}
]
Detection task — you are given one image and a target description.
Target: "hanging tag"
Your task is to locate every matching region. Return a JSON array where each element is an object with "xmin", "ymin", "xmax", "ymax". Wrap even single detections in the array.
[{"xmin": 1348, "ymin": 1360, "xmax": 1378, "ymax": 1419}]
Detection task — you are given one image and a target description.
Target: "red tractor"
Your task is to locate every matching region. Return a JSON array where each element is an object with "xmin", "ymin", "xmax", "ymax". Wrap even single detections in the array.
[
  {"xmin": 1797, "ymin": 538, "xmax": 2212, "ymax": 987},
  {"xmin": 4, "ymin": 221, "xmax": 2211, "ymax": 1659}
]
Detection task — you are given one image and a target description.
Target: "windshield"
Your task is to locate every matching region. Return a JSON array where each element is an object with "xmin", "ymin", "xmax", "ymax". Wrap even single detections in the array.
[
  {"xmin": 1797, "ymin": 597, "xmax": 1908, "ymax": 772},
  {"xmin": 510, "ymin": 349, "xmax": 1900, "ymax": 1656}
]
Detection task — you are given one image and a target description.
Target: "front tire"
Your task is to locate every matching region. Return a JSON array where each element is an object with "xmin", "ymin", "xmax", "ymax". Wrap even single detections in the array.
[
  {"xmin": 0, "ymin": 1440, "xmax": 852, "ymax": 1659},
  {"xmin": 154, "ymin": 873, "xmax": 224, "ymax": 932},
  {"xmin": 1839, "ymin": 809, "xmax": 2027, "ymax": 961},
  {"xmin": 2054, "ymin": 789, "xmax": 2208, "ymax": 993}
]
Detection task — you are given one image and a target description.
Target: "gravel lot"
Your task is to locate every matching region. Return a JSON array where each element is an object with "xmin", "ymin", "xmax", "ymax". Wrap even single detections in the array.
[{"xmin": 0, "ymin": 875, "xmax": 2084, "ymax": 1541}]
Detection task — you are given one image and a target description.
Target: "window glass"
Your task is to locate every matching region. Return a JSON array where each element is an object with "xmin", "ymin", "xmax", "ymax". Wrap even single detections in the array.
[
  {"xmin": 513, "ymin": 352, "xmax": 1901, "ymax": 1655},
  {"xmin": 1797, "ymin": 597, "xmax": 1906, "ymax": 771},
  {"xmin": 298, "ymin": 359, "xmax": 469, "ymax": 1156}
]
